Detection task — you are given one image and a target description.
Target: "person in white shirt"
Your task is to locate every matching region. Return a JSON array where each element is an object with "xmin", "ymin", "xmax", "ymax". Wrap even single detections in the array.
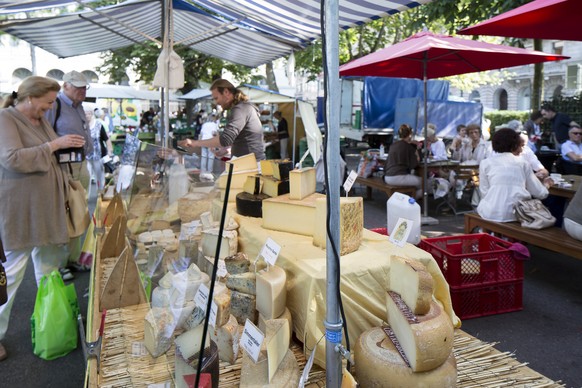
[
  {"xmin": 425, "ymin": 125, "xmax": 447, "ymax": 161},
  {"xmin": 477, "ymin": 128, "xmax": 549, "ymax": 222},
  {"xmin": 199, "ymin": 114, "xmax": 219, "ymax": 176},
  {"xmin": 561, "ymin": 124, "xmax": 582, "ymax": 164},
  {"xmin": 452, "ymin": 123, "xmax": 491, "ymax": 163}
]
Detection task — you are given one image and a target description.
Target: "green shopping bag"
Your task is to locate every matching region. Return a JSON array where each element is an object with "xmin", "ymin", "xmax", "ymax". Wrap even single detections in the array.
[{"xmin": 30, "ymin": 270, "xmax": 79, "ymax": 360}]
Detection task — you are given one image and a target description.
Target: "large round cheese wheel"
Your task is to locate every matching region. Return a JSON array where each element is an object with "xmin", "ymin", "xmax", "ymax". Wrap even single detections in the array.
[
  {"xmin": 354, "ymin": 327, "xmax": 457, "ymax": 388},
  {"xmin": 236, "ymin": 192, "xmax": 269, "ymax": 218}
]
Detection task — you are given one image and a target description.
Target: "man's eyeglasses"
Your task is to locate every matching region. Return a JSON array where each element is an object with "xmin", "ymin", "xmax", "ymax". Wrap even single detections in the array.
[{"xmin": 571, "ymin": 132, "xmax": 582, "ymax": 135}]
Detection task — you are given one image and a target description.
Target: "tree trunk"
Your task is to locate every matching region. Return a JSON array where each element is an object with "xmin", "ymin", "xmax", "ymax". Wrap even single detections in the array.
[
  {"xmin": 532, "ymin": 39, "xmax": 544, "ymax": 111},
  {"xmin": 266, "ymin": 62, "xmax": 279, "ymax": 92}
]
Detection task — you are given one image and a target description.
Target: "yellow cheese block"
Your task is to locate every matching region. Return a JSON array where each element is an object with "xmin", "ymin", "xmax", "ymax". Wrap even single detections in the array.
[
  {"xmin": 243, "ymin": 175, "xmax": 263, "ymax": 195},
  {"xmin": 312, "ymin": 197, "xmax": 363, "ymax": 255},
  {"xmin": 227, "ymin": 153, "xmax": 257, "ymax": 172},
  {"xmin": 262, "ymin": 193, "xmax": 324, "ymax": 236},
  {"xmin": 258, "ymin": 307, "xmax": 293, "ymax": 341},
  {"xmin": 261, "ymin": 175, "xmax": 289, "ymax": 198},
  {"xmin": 216, "ymin": 169, "xmax": 259, "ymax": 189},
  {"xmin": 354, "ymin": 326, "xmax": 457, "ymax": 387},
  {"xmin": 256, "ymin": 266, "xmax": 287, "ymax": 319},
  {"xmin": 289, "ymin": 167, "xmax": 316, "ymax": 200}
]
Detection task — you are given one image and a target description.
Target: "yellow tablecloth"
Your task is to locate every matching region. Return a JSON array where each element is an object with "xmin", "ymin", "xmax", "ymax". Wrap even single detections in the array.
[{"xmin": 233, "ymin": 214, "xmax": 460, "ymax": 368}]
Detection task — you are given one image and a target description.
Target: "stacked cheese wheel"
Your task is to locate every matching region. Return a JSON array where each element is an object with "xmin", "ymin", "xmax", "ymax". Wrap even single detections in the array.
[{"xmin": 355, "ymin": 256, "xmax": 457, "ymax": 387}]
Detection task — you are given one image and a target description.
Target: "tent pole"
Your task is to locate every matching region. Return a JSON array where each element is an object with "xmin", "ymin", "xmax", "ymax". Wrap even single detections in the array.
[
  {"xmin": 324, "ymin": 0, "xmax": 342, "ymax": 385},
  {"xmin": 421, "ymin": 56, "xmax": 438, "ymax": 225},
  {"xmin": 292, "ymin": 100, "xmax": 297, "ymax": 164},
  {"xmin": 162, "ymin": 0, "xmax": 171, "ymax": 148}
]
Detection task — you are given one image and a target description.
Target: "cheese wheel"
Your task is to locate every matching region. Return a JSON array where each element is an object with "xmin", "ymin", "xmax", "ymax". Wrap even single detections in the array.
[
  {"xmin": 354, "ymin": 327, "xmax": 457, "ymax": 388},
  {"xmin": 390, "ymin": 256, "xmax": 434, "ymax": 315},
  {"xmin": 236, "ymin": 192, "xmax": 268, "ymax": 218},
  {"xmin": 386, "ymin": 293, "xmax": 454, "ymax": 372}
]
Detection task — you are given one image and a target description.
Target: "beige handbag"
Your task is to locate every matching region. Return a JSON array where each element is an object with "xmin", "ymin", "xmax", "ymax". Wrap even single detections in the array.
[
  {"xmin": 513, "ymin": 199, "xmax": 556, "ymax": 230},
  {"xmin": 66, "ymin": 179, "xmax": 90, "ymax": 238}
]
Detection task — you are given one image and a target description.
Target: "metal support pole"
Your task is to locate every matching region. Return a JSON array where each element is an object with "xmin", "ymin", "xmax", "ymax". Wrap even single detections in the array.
[{"xmin": 324, "ymin": 0, "xmax": 342, "ymax": 386}]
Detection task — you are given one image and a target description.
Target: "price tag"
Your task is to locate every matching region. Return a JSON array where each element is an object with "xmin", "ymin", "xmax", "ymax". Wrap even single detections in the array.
[
  {"xmin": 217, "ymin": 259, "xmax": 227, "ymax": 278},
  {"xmin": 343, "ymin": 170, "xmax": 358, "ymax": 193},
  {"xmin": 209, "ymin": 301, "xmax": 218, "ymax": 328},
  {"xmin": 194, "ymin": 283, "xmax": 209, "ymax": 310},
  {"xmin": 240, "ymin": 319, "xmax": 265, "ymax": 363},
  {"xmin": 260, "ymin": 237, "xmax": 281, "ymax": 266},
  {"xmin": 389, "ymin": 217, "xmax": 413, "ymax": 248}
]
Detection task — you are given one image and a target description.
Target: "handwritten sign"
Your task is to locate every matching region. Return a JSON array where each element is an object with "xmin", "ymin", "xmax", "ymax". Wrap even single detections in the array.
[
  {"xmin": 194, "ymin": 283, "xmax": 209, "ymax": 310},
  {"xmin": 260, "ymin": 237, "xmax": 281, "ymax": 266},
  {"xmin": 343, "ymin": 170, "xmax": 358, "ymax": 194}
]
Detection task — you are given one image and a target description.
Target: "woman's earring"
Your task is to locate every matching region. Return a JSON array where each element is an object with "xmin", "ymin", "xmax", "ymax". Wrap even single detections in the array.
[{"xmin": 28, "ymin": 99, "xmax": 32, "ymax": 105}]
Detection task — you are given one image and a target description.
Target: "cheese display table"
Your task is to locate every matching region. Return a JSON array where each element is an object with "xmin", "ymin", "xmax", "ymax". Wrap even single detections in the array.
[{"xmin": 232, "ymin": 213, "xmax": 459, "ymax": 368}]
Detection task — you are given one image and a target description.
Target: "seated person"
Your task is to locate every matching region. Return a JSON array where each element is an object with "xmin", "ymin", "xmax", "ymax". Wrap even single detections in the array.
[
  {"xmin": 518, "ymin": 133, "xmax": 550, "ymax": 181},
  {"xmin": 383, "ymin": 124, "xmax": 422, "ymax": 199},
  {"xmin": 426, "ymin": 124, "xmax": 448, "ymax": 161},
  {"xmin": 448, "ymin": 124, "xmax": 467, "ymax": 157},
  {"xmin": 560, "ymin": 124, "xmax": 582, "ymax": 174},
  {"xmin": 564, "ymin": 185, "xmax": 582, "ymax": 241},
  {"xmin": 452, "ymin": 123, "xmax": 491, "ymax": 164},
  {"xmin": 477, "ymin": 128, "xmax": 549, "ymax": 222}
]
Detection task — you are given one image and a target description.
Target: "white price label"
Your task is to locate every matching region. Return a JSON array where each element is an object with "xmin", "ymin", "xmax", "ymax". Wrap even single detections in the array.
[
  {"xmin": 194, "ymin": 283, "xmax": 209, "ymax": 310},
  {"xmin": 209, "ymin": 301, "xmax": 218, "ymax": 327},
  {"xmin": 240, "ymin": 319, "xmax": 265, "ymax": 363},
  {"xmin": 343, "ymin": 170, "xmax": 358, "ymax": 193},
  {"xmin": 260, "ymin": 237, "xmax": 281, "ymax": 266}
]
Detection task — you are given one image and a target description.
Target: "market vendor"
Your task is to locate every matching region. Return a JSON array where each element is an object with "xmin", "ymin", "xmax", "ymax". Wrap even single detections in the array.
[{"xmin": 179, "ymin": 79, "xmax": 266, "ymax": 161}]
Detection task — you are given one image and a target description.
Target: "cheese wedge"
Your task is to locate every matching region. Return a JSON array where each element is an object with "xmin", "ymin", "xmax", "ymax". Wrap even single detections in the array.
[
  {"xmin": 262, "ymin": 193, "xmax": 324, "ymax": 236},
  {"xmin": 226, "ymin": 153, "xmax": 257, "ymax": 172},
  {"xmin": 256, "ymin": 266, "xmax": 287, "ymax": 319},
  {"xmin": 390, "ymin": 255, "xmax": 434, "ymax": 315},
  {"xmin": 262, "ymin": 175, "xmax": 290, "ymax": 198},
  {"xmin": 210, "ymin": 314, "xmax": 240, "ymax": 364},
  {"xmin": 386, "ymin": 292, "xmax": 454, "ymax": 372},
  {"xmin": 270, "ymin": 159, "xmax": 294, "ymax": 181},
  {"xmin": 243, "ymin": 175, "xmax": 263, "ymax": 195},
  {"xmin": 144, "ymin": 307, "xmax": 176, "ymax": 358},
  {"xmin": 216, "ymin": 169, "xmax": 259, "ymax": 189}
]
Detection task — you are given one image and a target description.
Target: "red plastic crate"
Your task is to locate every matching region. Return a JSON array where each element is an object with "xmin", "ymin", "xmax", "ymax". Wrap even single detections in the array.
[
  {"xmin": 450, "ymin": 279, "xmax": 523, "ymax": 320},
  {"xmin": 419, "ymin": 233, "xmax": 523, "ymax": 287}
]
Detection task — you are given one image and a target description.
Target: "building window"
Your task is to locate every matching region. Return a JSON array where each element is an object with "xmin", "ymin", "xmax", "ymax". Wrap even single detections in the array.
[
  {"xmin": 566, "ymin": 64, "xmax": 580, "ymax": 90},
  {"xmin": 81, "ymin": 70, "xmax": 99, "ymax": 83},
  {"xmin": 469, "ymin": 90, "xmax": 481, "ymax": 102},
  {"xmin": 493, "ymin": 88, "xmax": 508, "ymax": 110},
  {"xmin": 46, "ymin": 69, "xmax": 64, "ymax": 81},
  {"xmin": 12, "ymin": 68, "xmax": 32, "ymax": 84},
  {"xmin": 517, "ymin": 86, "xmax": 531, "ymax": 111}
]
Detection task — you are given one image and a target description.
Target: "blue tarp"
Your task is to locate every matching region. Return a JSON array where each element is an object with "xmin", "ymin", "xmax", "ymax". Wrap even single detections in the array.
[{"xmin": 363, "ymin": 77, "xmax": 449, "ymax": 129}]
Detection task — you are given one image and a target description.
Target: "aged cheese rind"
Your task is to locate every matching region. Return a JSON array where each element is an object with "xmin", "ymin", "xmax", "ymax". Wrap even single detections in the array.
[
  {"xmin": 214, "ymin": 288, "xmax": 232, "ymax": 327},
  {"xmin": 210, "ymin": 314, "xmax": 240, "ymax": 364},
  {"xmin": 313, "ymin": 197, "xmax": 363, "ymax": 255},
  {"xmin": 256, "ymin": 266, "xmax": 287, "ymax": 319},
  {"xmin": 230, "ymin": 290, "xmax": 257, "ymax": 325},
  {"xmin": 289, "ymin": 167, "xmax": 316, "ymax": 200},
  {"xmin": 270, "ymin": 160, "xmax": 294, "ymax": 181},
  {"xmin": 265, "ymin": 319, "xmax": 291, "ymax": 382},
  {"xmin": 354, "ymin": 326, "xmax": 457, "ymax": 388},
  {"xmin": 175, "ymin": 324, "xmax": 211, "ymax": 361},
  {"xmin": 390, "ymin": 255, "xmax": 434, "ymax": 315},
  {"xmin": 243, "ymin": 175, "xmax": 263, "ymax": 195},
  {"xmin": 262, "ymin": 193, "xmax": 324, "ymax": 236},
  {"xmin": 236, "ymin": 192, "xmax": 268, "ymax": 218},
  {"xmin": 258, "ymin": 307, "xmax": 293, "ymax": 340},
  {"xmin": 386, "ymin": 294, "xmax": 454, "ymax": 372}
]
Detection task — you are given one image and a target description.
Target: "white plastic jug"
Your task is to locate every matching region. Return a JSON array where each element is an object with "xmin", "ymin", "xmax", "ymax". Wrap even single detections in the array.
[
  {"xmin": 168, "ymin": 162, "xmax": 190, "ymax": 205},
  {"xmin": 386, "ymin": 192, "xmax": 421, "ymax": 245}
]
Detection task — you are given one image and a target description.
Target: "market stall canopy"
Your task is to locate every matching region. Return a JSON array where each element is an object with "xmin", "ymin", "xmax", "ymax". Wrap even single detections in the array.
[
  {"xmin": 239, "ymin": 84, "xmax": 296, "ymax": 104},
  {"xmin": 178, "ymin": 88, "xmax": 211, "ymax": 100},
  {"xmin": 458, "ymin": 0, "xmax": 582, "ymax": 41},
  {"xmin": 87, "ymin": 83, "xmax": 181, "ymax": 101},
  {"xmin": 0, "ymin": 0, "xmax": 300, "ymax": 68},
  {"xmin": 0, "ymin": 0, "xmax": 432, "ymax": 68}
]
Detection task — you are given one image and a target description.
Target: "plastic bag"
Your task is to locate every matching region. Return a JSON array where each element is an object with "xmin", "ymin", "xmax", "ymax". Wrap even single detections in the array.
[{"xmin": 31, "ymin": 270, "xmax": 79, "ymax": 360}]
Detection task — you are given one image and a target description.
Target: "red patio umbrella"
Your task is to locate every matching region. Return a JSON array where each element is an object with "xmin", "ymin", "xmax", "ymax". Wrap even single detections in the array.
[
  {"xmin": 458, "ymin": 0, "xmax": 582, "ymax": 41},
  {"xmin": 339, "ymin": 31, "xmax": 568, "ymax": 219}
]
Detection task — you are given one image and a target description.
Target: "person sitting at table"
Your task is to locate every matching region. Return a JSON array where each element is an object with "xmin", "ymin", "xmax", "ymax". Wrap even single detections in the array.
[
  {"xmin": 383, "ymin": 124, "xmax": 422, "ymax": 199},
  {"xmin": 448, "ymin": 124, "xmax": 467, "ymax": 157},
  {"xmin": 452, "ymin": 123, "xmax": 491, "ymax": 164},
  {"xmin": 560, "ymin": 123, "xmax": 582, "ymax": 175},
  {"xmin": 524, "ymin": 110, "xmax": 543, "ymax": 152},
  {"xmin": 477, "ymin": 128, "xmax": 550, "ymax": 222},
  {"xmin": 564, "ymin": 185, "xmax": 582, "ymax": 241},
  {"xmin": 426, "ymin": 124, "xmax": 448, "ymax": 161}
]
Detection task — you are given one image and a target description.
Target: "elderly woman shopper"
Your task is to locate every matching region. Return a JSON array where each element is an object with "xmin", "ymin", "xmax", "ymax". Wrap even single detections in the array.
[
  {"xmin": 383, "ymin": 124, "xmax": 422, "ymax": 199},
  {"xmin": 0, "ymin": 76, "xmax": 85, "ymax": 361},
  {"xmin": 477, "ymin": 128, "xmax": 549, "ymax": 222},
  {"xmin": 452, "ymin": 123, "xmax": 491, "ymax": 163}
]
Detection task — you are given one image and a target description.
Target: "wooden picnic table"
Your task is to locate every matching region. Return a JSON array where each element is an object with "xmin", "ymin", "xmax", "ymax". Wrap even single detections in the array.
[{"xmin": 549, "ymin": 174, "xmax": 581, "ymax": 199}]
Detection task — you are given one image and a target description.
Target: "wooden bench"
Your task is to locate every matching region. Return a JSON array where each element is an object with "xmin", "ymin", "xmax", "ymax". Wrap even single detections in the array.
[
  {"xmin": 355, "ymin": 175, "xmax": 416, "ymax": 200},
  {"xmin": 464, "ymin": 212, "xmax": 582, "ymax": 260}
]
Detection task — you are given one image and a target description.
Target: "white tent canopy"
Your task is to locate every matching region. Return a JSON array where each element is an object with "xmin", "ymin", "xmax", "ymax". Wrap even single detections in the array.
[
  {"xmin": 87, "ymin": 83, "xmax": 181, "ymax": 101},
  {"xmin": 177, "ymin": 88, "xmax": 211, "ymax": 100}
]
